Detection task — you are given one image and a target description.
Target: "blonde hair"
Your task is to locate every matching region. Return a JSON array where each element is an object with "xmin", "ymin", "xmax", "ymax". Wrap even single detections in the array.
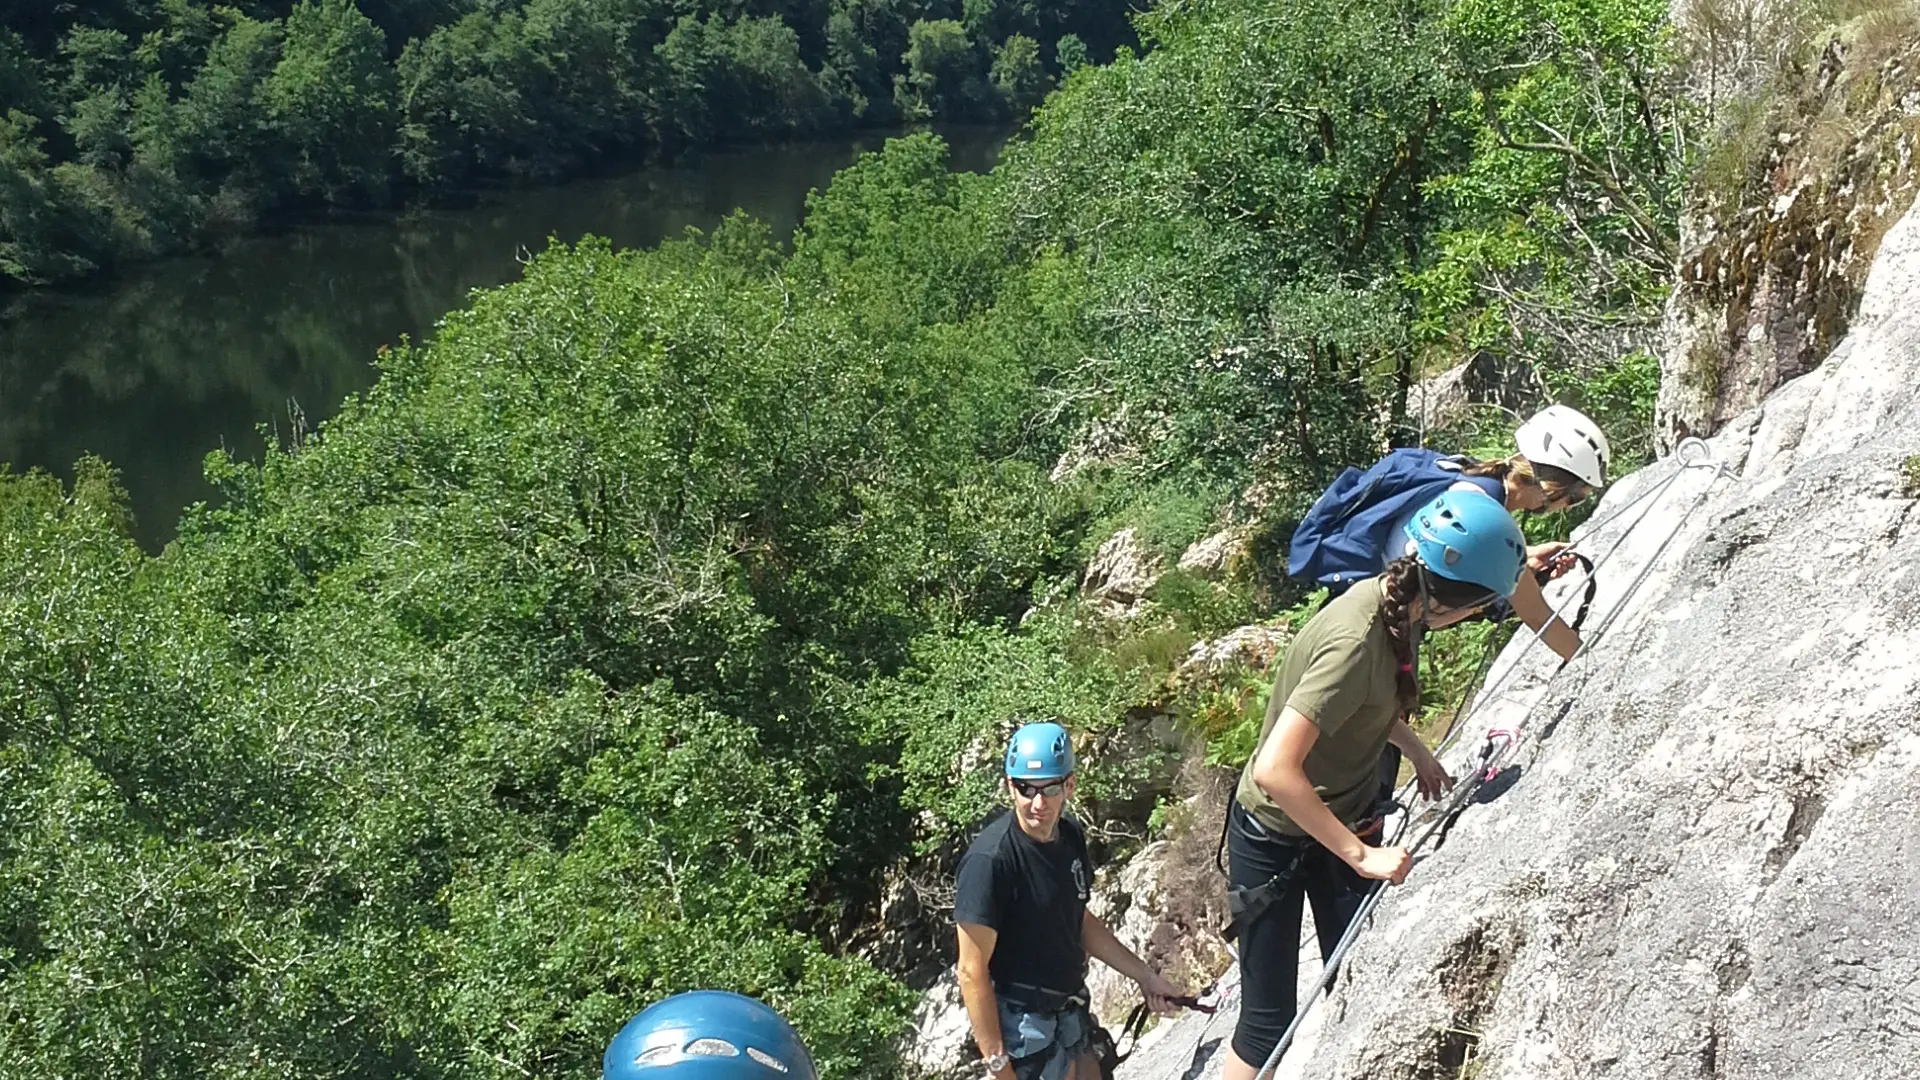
[{"xmin": 1462, "ymin": 455, "xmax": 1593, "ymax": 509}]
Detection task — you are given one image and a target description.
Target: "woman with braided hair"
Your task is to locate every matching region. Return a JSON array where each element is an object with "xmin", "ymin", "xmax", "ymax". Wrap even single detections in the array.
[
  {"xmin": 1290, "ymin": 403, "xmax": 1613, "ymax": 663},
  {"xmin": 1222, "ymin": 489, "xmax": 1528, "ymax": 1080}
]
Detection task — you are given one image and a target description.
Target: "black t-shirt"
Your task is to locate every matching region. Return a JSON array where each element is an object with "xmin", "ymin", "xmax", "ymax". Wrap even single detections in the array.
[{"xmin": 952, "ymin": 812, "xmax": 1092, "ymax": 1001}]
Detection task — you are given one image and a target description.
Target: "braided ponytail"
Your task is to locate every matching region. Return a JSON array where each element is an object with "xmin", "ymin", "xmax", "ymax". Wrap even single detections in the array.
[
  {"xmin": 1378, "ymin": 551, "xmax": 1504, "ymax": 718},
  {"xmin": 1378, "ymin": 556, "xmax": 1423, "ymax": 715}
]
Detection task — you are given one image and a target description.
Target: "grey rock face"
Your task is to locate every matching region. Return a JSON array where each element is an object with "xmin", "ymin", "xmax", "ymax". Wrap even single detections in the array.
[
  {"xmin": 902, "ymin": 969, "xmax": 974, "ymax": 1077},
  {"xmin": 1407, "ymin": 351, "xmax": 1537, "ymax": 439},
  {"xmin": 1084, "ymin": 528, "xmax": 1166, "ymax": 617},
  {"xmin": 1122, "ymin": 202, "xmax": 1920, "ymax": 1080},
  {"xmin": 1179, "ymin": 527, "xmax": 1253, "ymax": 576}
]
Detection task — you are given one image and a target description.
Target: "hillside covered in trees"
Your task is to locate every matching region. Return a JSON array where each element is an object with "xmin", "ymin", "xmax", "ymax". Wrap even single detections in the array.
[
  {"xmin": 0, "ymin": 0, "xmax": 1134, "ymax": 286},
  {"xmin": 0, "ymin": 0, "xmax": 1804, "ymax": 1075}
]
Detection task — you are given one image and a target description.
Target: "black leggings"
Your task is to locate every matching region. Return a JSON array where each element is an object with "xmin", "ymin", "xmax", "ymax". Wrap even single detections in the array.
[{"xmin": 1227, "ymin": 802, "xmax": 1373, "ymax": 1069}]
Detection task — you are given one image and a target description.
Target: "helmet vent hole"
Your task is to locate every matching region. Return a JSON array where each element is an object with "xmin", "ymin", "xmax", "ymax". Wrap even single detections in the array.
[
  {"xmin": 1444, "ymin": 548, "xmax": 1462, "ymax": 566},
  {"xmin": 686, "ymin": 1038, "xmax": 742, "ymax": 1058},
  {"xmin": 637, "ymin": 1046, "xmax": 679, "ymax": 1066},
  {"xmin": 747, "ymin": 1047, "xmax": 792, "ymax": 1072}
]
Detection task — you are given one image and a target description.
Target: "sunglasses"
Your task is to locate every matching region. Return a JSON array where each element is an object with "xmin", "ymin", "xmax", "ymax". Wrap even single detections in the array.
[{"xmin": 1011, "ymin": 778, "xmax": 1068, "ymax": 799}]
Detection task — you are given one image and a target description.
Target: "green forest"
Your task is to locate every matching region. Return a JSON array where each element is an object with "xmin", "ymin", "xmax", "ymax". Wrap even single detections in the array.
[
  {"xmin": 0, "ymin": 0, "xmax": 1728, "ymax": 1075},
  {"xmin": 0, "ymin": 0, "xmax": 1134, "ymax": 286}
]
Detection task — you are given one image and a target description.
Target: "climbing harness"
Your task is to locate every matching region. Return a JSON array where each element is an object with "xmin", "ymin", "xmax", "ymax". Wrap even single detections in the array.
[
  {"xmin": 1147, "ymin": 974, "xmax": 1243, "ymax": 1080},
  {"xmin": 1116, "ymin": 992, "xmax": 1220, "ymax": 1055},
  {"xmin": 1244, "ymin": 437, "xmax": 1733, "ymax": 1080},
  {"xmin": 1001, "ymin": 982, "xmax": 1089, "ymax": 1013},
  {"xmin": 1428, "ymin": 730, "xmax": 1515, "ymax": 852},
  {"xmin": 1542, "ymin": 552, "xmax": 1599, "ymax": 641},
  {"xmin": 1221, "ymin": 810, "xmax": 1383, "ymax": 946},
  {"xmin": 1478, "ymin": 729, "xmax": 1519, "ymax": 779},
  {"xmin": 1209, "ymin": 553, "xmax": 1594, "ymax": 881}
]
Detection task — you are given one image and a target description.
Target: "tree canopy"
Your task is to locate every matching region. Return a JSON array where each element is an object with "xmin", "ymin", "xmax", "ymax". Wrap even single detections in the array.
[
  {"xmin": 0, "ymin": 0, "xmax": 1141, "ymax": 286},
  {"xmin": 0, "ymin": 0, "xmax": 1687, "ymax": 1075}
]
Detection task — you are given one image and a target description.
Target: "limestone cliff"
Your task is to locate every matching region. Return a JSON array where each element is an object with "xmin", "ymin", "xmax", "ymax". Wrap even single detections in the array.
[{"xmin": 1119, "ymin": 198, "xmax": 1920, "ymax": 1080}]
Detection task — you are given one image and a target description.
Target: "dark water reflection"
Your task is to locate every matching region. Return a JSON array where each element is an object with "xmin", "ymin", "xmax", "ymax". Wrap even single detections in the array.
[{"xmin": 0, "ymin": 127, "xmax": 1007, "ymax": 549}]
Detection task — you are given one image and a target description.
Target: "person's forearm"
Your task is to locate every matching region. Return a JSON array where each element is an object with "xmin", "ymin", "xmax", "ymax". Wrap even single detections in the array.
[
  {"xmin": 1511, "ymin": 572, "xmax": 1579, "ymax": 661},
  {"xmin": 1252, "ymin": 763, "xmax": 1367, "ymax": 865},
  {"xmin": 1538, "ymin": 617, "xmax": 1580, "ymax": 661},
  {"xmin": 1082, "ymin": 911, "xmax": 1151, "ymax": 984},
  {"xmin": 1387, "ymin": 717, "xmax": 1427, "ymax": 758},
  {"xmin": 958, "ymin": 962, "xmax": 1005, "ymax": 1058}
]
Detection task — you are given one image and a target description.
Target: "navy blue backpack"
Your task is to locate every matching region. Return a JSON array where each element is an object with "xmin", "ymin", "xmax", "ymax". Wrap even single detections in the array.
[{"xmin": 1287, "ymin": 448, "xmax": 1505, "ymax": 590}]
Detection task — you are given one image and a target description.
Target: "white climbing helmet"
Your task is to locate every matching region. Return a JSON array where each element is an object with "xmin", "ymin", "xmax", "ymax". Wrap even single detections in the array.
[{"xmin": 1515, "ymin": 404, "xmax": 1611, "ymax": 489}]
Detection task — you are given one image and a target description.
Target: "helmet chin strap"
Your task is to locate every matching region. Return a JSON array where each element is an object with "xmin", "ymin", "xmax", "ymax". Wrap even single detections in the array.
[
  {"xmin": 1417, "ymin": 563, "xmax": 1501, "ymax": 627},
  {"xmin": 1410, "ymin": 565, "xmax": 1499, "ymax": 685}
]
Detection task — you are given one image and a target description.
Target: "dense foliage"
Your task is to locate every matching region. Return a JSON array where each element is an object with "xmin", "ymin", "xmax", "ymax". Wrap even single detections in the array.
[
  {"xmin": 1, "ymin": 0, "xmax": 1690, "ymax": 1076},
  {"xmin": 0, "ymin": 0, "xmax": 1134, "ymax": 286}
]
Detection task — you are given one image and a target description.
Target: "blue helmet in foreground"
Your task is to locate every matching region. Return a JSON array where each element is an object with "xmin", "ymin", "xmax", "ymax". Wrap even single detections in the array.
[
  {"xmin": 604, "ymin": 991, "xmax": 816, "ymax": 1080},
  {"xmin": 1005, "ymin": 721, "xmax": 1075, "ymax": 780},
  {"xmin": 1403, "ymin": 489, "xmax": 1527, "ymax": 599}
]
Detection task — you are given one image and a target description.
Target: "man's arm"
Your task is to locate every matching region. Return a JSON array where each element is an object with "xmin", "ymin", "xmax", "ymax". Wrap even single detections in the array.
[
  {"xmin": 1080, "ymin": 910, "xmax": 1151, "ymax": 984},
  {"xmin": 1081, "ymin": 910, "xmax": 1182, "ymax": 1013},
  {"xmin": 956, "ymin": 921, "xmax": 1014, "ymax": 1080}
]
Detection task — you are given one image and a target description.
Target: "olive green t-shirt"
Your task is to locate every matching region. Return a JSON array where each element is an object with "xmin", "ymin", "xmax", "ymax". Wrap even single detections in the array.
[{"xmin": 1235, "ymin": 577, "xmax": 1402, "ymax": 836}]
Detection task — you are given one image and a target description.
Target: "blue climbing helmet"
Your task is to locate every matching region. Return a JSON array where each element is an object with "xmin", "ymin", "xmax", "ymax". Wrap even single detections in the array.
[
  {"xmin": 603, "ymin": 990, "xmax": 816, "ymax": 1080},
  {"xmin": 1004, "ymin": 721, "xmax": 1075, "ymax": 780},
  {"xmin": 1402, "ymin": 488, "xmax": 1527, "ymax": 599}
]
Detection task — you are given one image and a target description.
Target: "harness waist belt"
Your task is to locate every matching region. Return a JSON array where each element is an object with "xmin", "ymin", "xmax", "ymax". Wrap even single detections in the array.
[{"xmin": 1000, "ymin": 981, "xmax": 1090, "ymax": 1012}]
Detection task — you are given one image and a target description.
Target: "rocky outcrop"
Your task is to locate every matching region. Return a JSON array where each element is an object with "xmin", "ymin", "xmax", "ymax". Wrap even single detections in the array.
[
  {"xmin": 902, "ymin": 970, "xmax": 974, "ymax": 1078},
  {"xmin": 1084, "ymin": 784, "xmax": 1237, "ymax": 1026},
  {"xmin": 1177, "ymin": 526, "xmax": 1253, "ymax": 577},
  {"xmin": 1407, "ymin": 350, "xmax": 1538, "ymax": 439},
  {"xmin": 1657, "ymin": 12, "xmax": 1920, "ymax": 450},
  {"xmin": 1050, "ymin": 404, "xmax": 1170, "ymax": 482},
  {"xmin": 1121, "ymin": 199, "xmax": 1920, "ymax": 1080},
  {"xmin": 1174, "ymin": 624, "xmax": 1289, "ymax": 686},
  {"xmin": 1082, "ymin": 528, "xmax": 1165, "ymax": 617}
]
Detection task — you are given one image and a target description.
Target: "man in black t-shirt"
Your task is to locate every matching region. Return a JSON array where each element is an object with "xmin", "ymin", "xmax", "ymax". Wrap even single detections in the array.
[{"xmin": 954, "ymin": 722, "xmax": 1184, "ymax": 1080}]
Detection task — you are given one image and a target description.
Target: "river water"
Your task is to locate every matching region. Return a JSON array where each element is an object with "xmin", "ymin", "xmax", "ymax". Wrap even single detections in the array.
[{"xmin": 0, "ymin": 127, "xmax": 1007, "ymax": 549}]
